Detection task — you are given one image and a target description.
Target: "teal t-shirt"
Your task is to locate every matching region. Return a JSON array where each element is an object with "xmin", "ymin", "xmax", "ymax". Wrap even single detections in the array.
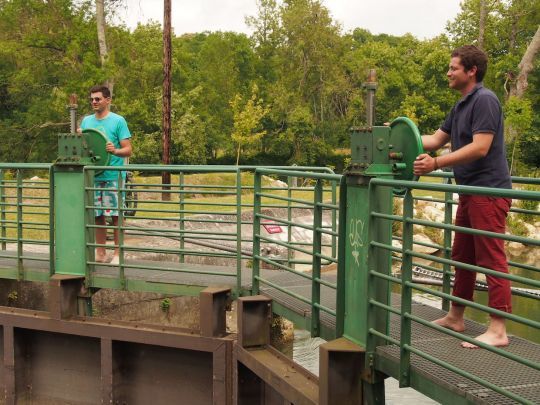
[{"xmin": 81, "ymin": 112, "xmax": 131, "ymax": 181}]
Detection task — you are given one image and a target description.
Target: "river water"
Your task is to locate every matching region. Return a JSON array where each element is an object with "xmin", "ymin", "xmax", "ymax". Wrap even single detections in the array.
[{"xmin": 291, "ymin": 329, "xmax": 438, "ymax": 404}]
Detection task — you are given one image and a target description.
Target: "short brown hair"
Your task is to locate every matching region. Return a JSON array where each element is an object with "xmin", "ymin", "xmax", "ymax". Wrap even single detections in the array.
[
  {"xmin": 451, "ymin": 45, "xmax": 488, "ymax": 82},
  {"xmin": 89, "ymin": 85, "xmax": 111, "ymax": 98}
]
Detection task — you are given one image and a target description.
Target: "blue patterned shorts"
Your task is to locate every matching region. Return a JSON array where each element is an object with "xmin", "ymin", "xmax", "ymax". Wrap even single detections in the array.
[{"xmin": 94, "ymin": 181, "xmax": 120, "ymax": 217}]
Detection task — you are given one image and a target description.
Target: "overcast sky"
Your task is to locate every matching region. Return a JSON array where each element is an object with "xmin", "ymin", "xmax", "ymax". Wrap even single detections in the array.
[{"xmin": 119, "ymin": 0, "xmax": 463, "ymax": 40}]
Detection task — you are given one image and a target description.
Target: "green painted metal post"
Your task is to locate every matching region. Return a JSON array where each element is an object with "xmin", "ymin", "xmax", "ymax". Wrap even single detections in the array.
[
  {"xmin": 335, "ymin": 175, "xmax": 347, "ymax": 338},
  {"xmin": 442, "ymin": 177, "xmax": 453, "ymax": 311},
  {"xmin": 16, "ymin": 170, "xmax": 23, "ymax": 279},
  {"xmin": 287, "ymin": 175, "xmax": 294, "ymax": 270},
  {"xmin": 179, "ymin": 171, "xmax": 185, "ymax": 263},
  {"xmin": 343, "ymin": 125, "xmax": 398, "ymax": 348},
  {"xmin": 331, "ymin": 181, "xmax": 337, "ymax": 260},
  {"xmin": 342, "ymin": 171, "xmax": 391, "ymax": 405},
  {"xmin": 343, "ymin": 175, "xmax": 392, "ymax": 347},
  {"xmin": 252, "ymin": 171, "xmax": 262, "ymax": 295},
  {"xmin": 399, "ymin": 190, "xmax": 413, "ymax": 387},
  {"xmin": 84, "ymin": 169, "xmax": 94, "ymax": 281},
  {"xmin": 236, "ymin": 169, "xmax": 242, "ymax": 295},
  {"xmin": 117, "ymin": 171, "xmax": 125, "ymax": 289},
  {"xmin": 0, "ymin": 170, "xmax": 6, "ymax": 251},
  {"xmin": 342, "ymin": 117, "xmax": 424, "ymax": 403},
  {"xmin": 311, "ymin": 179, "xmax": 323, "ymax": 337},
  {"xmin": 48, "ymin": 167, "xmax": 55, "ymax": 276},
  {"xmin": 54, "ymin": 166, "xmax": 91, "ymax": 276},
  {"xmin": 366, "ymin": 180, "xmax": 392, "ymax": 350}
]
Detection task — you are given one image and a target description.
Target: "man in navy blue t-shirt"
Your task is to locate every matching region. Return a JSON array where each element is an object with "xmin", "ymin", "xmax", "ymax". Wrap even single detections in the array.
[{"xmin": 414, "ymin": 45, "xmax": 512, "ymax": 348}]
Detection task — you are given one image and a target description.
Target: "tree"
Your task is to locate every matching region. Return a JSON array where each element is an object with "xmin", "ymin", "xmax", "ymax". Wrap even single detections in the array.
[
  {"xmin": 509, "ymin": 25, "xmax": 540, "ymax": 98},
  {"xmin": 447, "ymin": 0, "xmax": 540, "ymax": 173},
  {"xmin": 230, "ymin": 85, "xmax": 269, "ymax": 165},
  {"xmin": 96, "ymin": 0, "xmax": 114, "ymax": 92}
]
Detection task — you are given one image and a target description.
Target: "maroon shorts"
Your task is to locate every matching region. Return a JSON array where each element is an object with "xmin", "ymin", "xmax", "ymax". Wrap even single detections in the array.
[{"xmin": 451, "ymin": 195, "xmax": 512, "ymax": 314}]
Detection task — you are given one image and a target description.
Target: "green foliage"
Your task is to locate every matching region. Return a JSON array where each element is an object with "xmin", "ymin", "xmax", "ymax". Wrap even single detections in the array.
[
  {"xmin": 507, "ymin": 214, "xmax": 528, "ymax": 237},
  {"xmin": 505, "ymin": 96, "xmax": 533, "ymax": 136},
  {"xmin": 230, "ymin": 85, "xmax": 269, "ymax": 165},
  {"xmin": 0, "ymin": 0, "xmax": 537, "ymax": 173},
  {"xmin": 423, "ymin": 225, "xmax": 444, "ymax": 247},
  {"xmin": 517, "ymin": 185, "xmax": 540, "ymax": 223},
  {"xmin": 7, "ymin": 290, "xmax": 18, "ymax": 303},
  {"xmin": 160, "ymin": 297, "xmax": 171, "ymax": 312}
]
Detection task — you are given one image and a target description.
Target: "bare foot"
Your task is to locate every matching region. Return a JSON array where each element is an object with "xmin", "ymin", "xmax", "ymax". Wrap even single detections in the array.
[
  {"xmin": 461, "ymin": 331, "xmax": 509, "ymax": 349},
  {"xmin": 433, "ymin": 315, "xmax": 465, "ymax": 332},
  {"xmin": 109, "ymin": 255, "xmax": 119, "ymax": 265}
]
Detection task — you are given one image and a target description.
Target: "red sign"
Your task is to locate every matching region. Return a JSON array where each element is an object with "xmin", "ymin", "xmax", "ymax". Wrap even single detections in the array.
[{"xmin": 262, "ymin": 221, "xmax": 283, "ymax": 234}]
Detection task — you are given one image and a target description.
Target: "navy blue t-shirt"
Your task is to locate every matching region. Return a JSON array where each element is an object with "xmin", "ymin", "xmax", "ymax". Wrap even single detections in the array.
[{"xmin": 440, "ymin": 84, "xmax": 511, "ymax": 189}]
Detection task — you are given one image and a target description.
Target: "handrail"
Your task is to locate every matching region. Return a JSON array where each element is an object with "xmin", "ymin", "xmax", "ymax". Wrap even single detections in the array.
[
  {"xmin": 81, "ymin": 165, "xmax": 339, "ymax": 297},
  {"xmin": 252, "ymin": 167, "xmax": 342, "ymax": 337},
  {"xmin": 368, "ymin": 176, "xmax": 539, "ymax": 403}
]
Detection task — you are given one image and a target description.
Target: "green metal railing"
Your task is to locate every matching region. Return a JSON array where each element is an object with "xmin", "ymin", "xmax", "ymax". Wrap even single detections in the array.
[
  {"xmin": 0, "ymin": 161, "xmax": 539, "ymax": 403},
  {"xmin": 251, "ymin": 168, "xmax": 342, "ymax": 337},
  {"xmin": 0, "ymin": 164, "xmax": 54, "ymax": 280},
  {"xmin": 367, "ymin": 176, "xmax": 540, "ymax": 404},
  {"xmin": 83, "ymin": 165, "xmax": 337, "ymax": 297}
]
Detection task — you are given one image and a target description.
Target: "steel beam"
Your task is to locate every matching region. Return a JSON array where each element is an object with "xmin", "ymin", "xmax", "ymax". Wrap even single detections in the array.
[
  {"xmin": 236, "ymin": 345, "xmax": 318, "ymax": 405},
  {"xmin": 236, "ymin": 295, "xmax": 318, "ymax": 405},
  {"xmin": 48, "ymin": 274, "xmax": 86, "ymax": 319},
  {"xmin": 237, "ymin": 295, "xmax": 272, "ymax": 348},
  {"xmin": 0, "ymin": 306, "xmax": 234, "ymax": 404},
  {"xmin": 200, "ymin": 287, "xmax": 231, "ymax": 338},
  {"xmin": 319, "ymin": 337, "xmax": 364, "ymax": 405},
  {"xmin": 100, "ymin": 338, "xmax": 113, "ymax": 403},
  {"xmin": 3, "ymin": 326, "xmax": 14, "ymax": 405}
]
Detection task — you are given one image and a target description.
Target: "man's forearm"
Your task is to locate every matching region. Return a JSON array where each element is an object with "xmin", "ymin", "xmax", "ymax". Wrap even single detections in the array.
[
  {"xmin": 435, "ymin": 139, "xmax": 488, "ymax": 168},
  {"xmin": 422, "ymin": 129, "xmax": 450, "ymax": 152},
  {"xmin": 112, "ymin": 146, "xmax": 132, "ymax": 158}
]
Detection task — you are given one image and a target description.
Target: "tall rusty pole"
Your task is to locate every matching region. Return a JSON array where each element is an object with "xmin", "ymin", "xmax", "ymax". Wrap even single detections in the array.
[
  {"xmin": 162, "ymin": 0, "xmax": 172, "ymax": 200},
  {"xmin": 364, "ymin": 69, "xmax": 377, "ymax": 127}
]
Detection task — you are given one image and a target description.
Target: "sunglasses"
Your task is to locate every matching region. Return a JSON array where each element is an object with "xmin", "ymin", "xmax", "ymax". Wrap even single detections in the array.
[{"xmin": 90, "ymin": 97, "xmax": 104, "ymax": 102}]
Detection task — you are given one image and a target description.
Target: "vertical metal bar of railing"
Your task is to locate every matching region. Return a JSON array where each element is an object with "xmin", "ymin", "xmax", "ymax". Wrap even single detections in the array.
[
  {"xmin": 399, "ymin": 189, "xmax": 413, "ymax": 387},
  {"xmin": 0, "ymin": 170, "xmax": 6, "ymax": 251},
  {"xmin": 236, "ymin": 169, "xmax": 242, "ymax": 295},
  {"xmin": 252, "ymin": 171, "xmax": 262, "ymax": 295},
  {"xmin": 331, "ymin": 180, "xmax": 337, "ymax": 260},
  {"xmin": 117, "ymin": 171, "xmax": 125, "ymax": 289},
  {"xmin": 442, "ymin": 177, "xmax": 454, "ymax": 311},
  {"xmin": 48, "ymin": 167, "xmax": 55, "ymax": 276},
  {"xmin": 335, "ymin": 175, "xmax": 347, "ymax": 337},
  {"xmin": 16, "ymin": 170, "xmax": 23, "ymax": 279},
  {"xmin": 287, "ymin": 175, "xmax": 293, "ymax": 270},
  {"xmin": 179, "ymin": 172, "xmax": 185, "ymax": 263},
  {"xmin": 311, "ymin": 179, "xmax": 323, "ymax": 337},
  {"xmin": 84, "ymin": 169, "xmax": 94, "ymax": 281}
]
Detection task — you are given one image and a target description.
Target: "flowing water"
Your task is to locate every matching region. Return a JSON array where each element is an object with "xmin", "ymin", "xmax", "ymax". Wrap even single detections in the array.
[{"xmin": 290, "ymin": 329, "xmax": 438, "ymax": 404}]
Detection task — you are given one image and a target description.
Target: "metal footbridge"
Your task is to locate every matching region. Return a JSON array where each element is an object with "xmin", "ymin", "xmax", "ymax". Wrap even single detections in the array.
[{"xmin": 0, "ymin": 118, "xmax": 539, "ymax": 404}]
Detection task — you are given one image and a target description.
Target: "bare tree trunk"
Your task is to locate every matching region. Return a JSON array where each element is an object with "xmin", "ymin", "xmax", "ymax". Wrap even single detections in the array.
[
  {"xmin": 478, "ymin": 0, "xmax": 487, "ymax": 49},
  {"xmin": 507, "ymin": 25, "xmax": 540, "ymax": 174},
  {"xmin": 96, "ymin": 0, "xmax": 114, "ymax": 93},
  {"xmin": 510, "ymin": 25, "xmax": 540, "ymax": 99},
  {"xmin": 161, "ymin": 0, "xmax": 172, "ymax": 201}
]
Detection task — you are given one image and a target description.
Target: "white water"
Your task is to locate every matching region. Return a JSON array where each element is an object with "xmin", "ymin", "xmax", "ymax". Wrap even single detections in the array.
[{"xmin": 292, "ymin": 328, "xmax": 438, "ymax": 404}]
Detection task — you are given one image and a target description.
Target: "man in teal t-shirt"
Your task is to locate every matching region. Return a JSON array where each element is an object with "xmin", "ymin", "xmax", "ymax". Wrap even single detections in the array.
[{"xmin": 81, "ymin": 85, "xmax": 132, "ymax": 264}]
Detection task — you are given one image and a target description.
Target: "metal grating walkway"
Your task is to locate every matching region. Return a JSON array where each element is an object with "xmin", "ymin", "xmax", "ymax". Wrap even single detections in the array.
[{"xmin": 377, "ymin": 302, "xmax": 540, "ymax": 404}]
